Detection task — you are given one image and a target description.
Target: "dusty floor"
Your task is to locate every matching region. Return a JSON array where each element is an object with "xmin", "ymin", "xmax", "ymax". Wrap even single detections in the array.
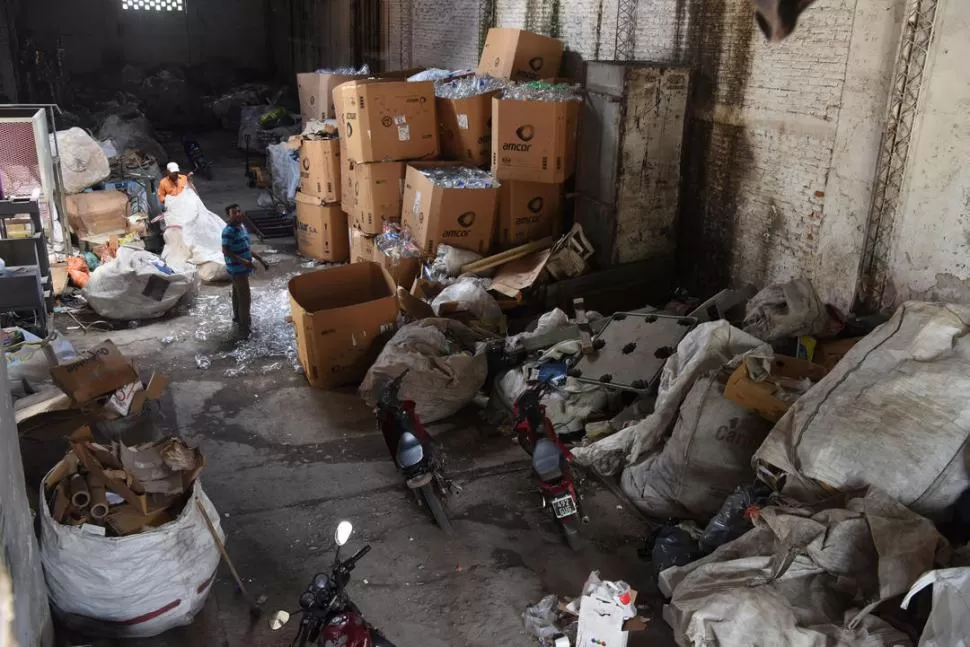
[{"xmin": 23, "ymin": 134, "xmax": 675, "ymax": 646}]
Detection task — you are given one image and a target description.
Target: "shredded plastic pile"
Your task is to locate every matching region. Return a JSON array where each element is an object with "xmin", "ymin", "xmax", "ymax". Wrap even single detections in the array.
[
  {"xmin": 418, "ymin": 166, "xmax": 498, "ymax": 189},
  {"xmin": 435, "ymin": 75, "xmax": 508, "ymax": 99},
  {"xmin": 502, "ymin": 80, "xmax": 582, "ymax": 102}
]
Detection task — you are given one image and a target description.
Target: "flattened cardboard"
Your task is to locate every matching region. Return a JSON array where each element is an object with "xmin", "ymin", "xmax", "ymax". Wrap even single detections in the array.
[
  {"xmin": 490, "ymin": 248, "xmax": 552, "ymax": 297},
  {"xmin": 497, "ymin": 180, "xmax": 563, "ymax": 248},
  {"xmin": 288, "ymin": 262, "xmax": 399, "ymax": 389},
  {"xmin": 106, "ymin": 505, "xmax": 173, "ymax": 536},
  {"xmin": 335, "ymin": 79, "xmax": 439, "ymax": 163},
  {"xmin": 64, "ymin": 191, "xmax": 129, "ymax": 237},
  {"xmin": 295, "ymin": 193, "xmax": 350, "ymax": 262},
  {"xmin": 351, "ymin": 161, "xmax": 406, "ymax": 234},
  {"xmin": 491, "ymin": 97, "xmax": 580, "ymax": 183},
  {"xmin": 50, "ymin": 340, "xmax": 139, "ymax": 404},
  {"xmin": 477, "ymin": 28, "xmax": 564, "ymax": 81},
  {"xmin": 299, "ymin": 138, "xmax": 341, "ymax": 203},
  {"xmin": 401, "ymin": 163, "xmax": 499, "ymax": 256},
  {"xmin": 298, "ymin": 72, "xmax": 361, "ymax": 121},
  {"xmin": 350, "ymin": 228, "xmax": 377, "ymax": 264},
  {"xmin": 437, "ymin": 91, "xmax": 499, "ymax": 166}
]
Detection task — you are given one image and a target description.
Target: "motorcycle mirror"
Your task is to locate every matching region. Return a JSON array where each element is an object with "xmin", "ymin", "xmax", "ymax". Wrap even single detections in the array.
[
  {"xmin": 269, "ymin": 610, "xmax": 290, "ymax": 631},
  {"xmin": 335, "ymin": 521, "xmax": 353, "ymax": 547}
]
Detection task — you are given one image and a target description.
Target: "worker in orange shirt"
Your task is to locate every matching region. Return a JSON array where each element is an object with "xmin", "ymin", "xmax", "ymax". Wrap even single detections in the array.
[{"xmin": 157, "ymin": 162, "xmax": 195, "ymax": 209}]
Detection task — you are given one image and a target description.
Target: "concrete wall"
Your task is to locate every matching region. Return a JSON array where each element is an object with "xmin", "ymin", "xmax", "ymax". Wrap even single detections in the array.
[
  {"xmin": 0, "ymin": 358, "xmax": 53, "ymax": 647},
  {"xmin": 20, "ymin": 0, "xmax": 270, "ymax": 75},
  {"xmin": 885, "ymin": 0, "xmax": 970, "ymax": 305}
]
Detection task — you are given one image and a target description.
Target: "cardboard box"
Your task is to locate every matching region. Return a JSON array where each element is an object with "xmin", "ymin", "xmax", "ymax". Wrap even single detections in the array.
[
  {"xmin": 298, "ymin": 72, "xmax": 362, "ymax": 121},
  {"xmin": 299, "ymin": 138, "xmax": 341, "ymax": 203},
  {"xmin": 497, "ymin": 180, "xmax": 563, "ymax": 248},
  {"xmin": 295, "ymin": 193, "xmax": 350, "ymax": 262},
  {"xmin": 492, "ymin": 96, "xmax": 580, "ymax": 184},
  {"xmin": 377, "ymin": 248, "xmax": 421, "ymax": 288},
  {"xmin": 335, "ymin": 79, "xmax": 439, "ymax": 163},
  {"xmin": 401, "ymin": 163, "xmax": 499, "ymax": 256},
  {"xmin": 477, "ymin": 28, "xmax": 564, "ymax": 81},
  {"xmin": 724, "ymin": 356, "xmax": 830, "ymax": 423},
  {"xmin": 50, "ymin": 340, "xmax": 139, "ymax": 404},
  {"xmin": 350, "ymin": 161, "xmax": 406, "ymax": 234},
  {"xmin": 64, "ymin": 191, "xmax": 129, "ymax": 237},
  {"xmin": 437, "ymin": 91, "xmax": 499, "ymax": 166},
  {"xmin": 350, "ymin": 228, "xmax": 377, "ymax": 264},
  {"xmin": 289, "ymin": 263, "xmax": 399, "ymax": 389}
]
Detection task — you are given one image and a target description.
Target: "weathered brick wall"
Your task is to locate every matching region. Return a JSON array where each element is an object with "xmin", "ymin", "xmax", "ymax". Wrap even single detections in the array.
[{"xmin": 390, "ymin": 0, "xmax": 867, "ymax": 295}]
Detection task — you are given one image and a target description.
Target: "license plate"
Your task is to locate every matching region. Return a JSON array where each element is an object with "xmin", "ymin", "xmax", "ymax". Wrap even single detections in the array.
[{"xmin": 550, "ymin": 493, "xmax": 577, "ymax": 519}]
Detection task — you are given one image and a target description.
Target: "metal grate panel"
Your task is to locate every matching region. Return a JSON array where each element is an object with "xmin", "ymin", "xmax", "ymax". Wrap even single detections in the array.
[{"xmin": 0, "ymin": 122, "xmax": 42, "ymax": 198}]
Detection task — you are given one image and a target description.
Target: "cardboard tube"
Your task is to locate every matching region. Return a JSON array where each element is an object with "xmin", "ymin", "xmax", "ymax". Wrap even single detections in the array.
[
  {"xmin": 87, "ymin": 478, "xmax": 109, "ymax": 521},
  {"xmin": 69, "ymin": 474, "xmax": 90, "ymax": 508}
]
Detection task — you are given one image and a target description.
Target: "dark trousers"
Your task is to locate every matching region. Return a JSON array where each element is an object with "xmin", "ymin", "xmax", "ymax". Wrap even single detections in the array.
[{"xmin": 231, "ymin": 273, "xmax": 252, "ymax": 333}]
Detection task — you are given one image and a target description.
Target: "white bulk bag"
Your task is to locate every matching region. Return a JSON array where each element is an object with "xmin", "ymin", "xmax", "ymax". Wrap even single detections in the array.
[
  {"xmin": 83, "ymin": 246, "xmax": 194, "ymax": 320},
  {"xmin": 161, "ymin": 188, "xmax": 230, "ymax": 283}
]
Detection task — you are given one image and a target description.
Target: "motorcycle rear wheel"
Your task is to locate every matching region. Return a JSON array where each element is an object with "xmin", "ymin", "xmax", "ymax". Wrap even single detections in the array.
[{"xmin": 419, "ymin": 483, "xmax": 453, "ymax": 534}]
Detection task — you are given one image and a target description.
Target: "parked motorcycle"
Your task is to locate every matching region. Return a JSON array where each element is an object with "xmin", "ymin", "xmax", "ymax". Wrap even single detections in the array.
[
  {"xmin": 513, "ymin": 385, "xmax": 586, "ymax": 549},
  {"xmin": 181, "ymin": 133, "xmax": 214, "ymax": 181},
  {"xmin": 376, "ymin": 370, "xmax": 454, "ymax": 533},
  {"xmin": 270, "ymin": 521, "xmax": 396, "ymax": 646}
]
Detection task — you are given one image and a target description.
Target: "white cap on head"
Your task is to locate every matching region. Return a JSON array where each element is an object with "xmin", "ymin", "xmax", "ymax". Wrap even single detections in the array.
[{"xmin": 166, "ymin": 162, "xmax": 180, "ymax": 173}]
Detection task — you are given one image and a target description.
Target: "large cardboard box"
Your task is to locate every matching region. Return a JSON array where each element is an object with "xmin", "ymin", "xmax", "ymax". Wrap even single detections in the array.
[
  {"xmin": 297, "ymin": 72, "xmax": 361, "ymax": 121},
  {"xmin": 64, "ymin": 191, "xmax": 129, "ymax": 237},
  {"xmin": 497, "ymin": 180, "xmax": 563, "ymax": 248},
  {"xmin": 491, "ymin": 96, "xmax": 580, "ymax": 183},
  {"xmin": 299, "ymin": 138, "xmax": 341, "ymax": 203},
  {"xmin": 295, "ymin": 193, "xmax": 350, "ymax": 262},
  {"xmin": 349, "ymin": 228, "xmax": 377, "ymax": 264},
  {"xmin": 335, "ymin": 79, "xmax": 439, "ymax": 163},
  {"xmin": 477, "ymin": 28, "xmax": 564, "ymax": 81},
  {"xmin": 50, "ymin": 340, "xmax": 139, "ymax": 404},
  {"xmin": 289, "ymin": 263, "xmax": 398, "ymax": 389},
  {"xmin": 437, "ymin": 91, "xmax": 499, "ymax": 166},
  {"xmin": 350, "ymin": 161, "xmax": 406, "ymax": 234},
  {"xmin": 401, "ymin": 163, "xmax": 499, "ymax": 256}
]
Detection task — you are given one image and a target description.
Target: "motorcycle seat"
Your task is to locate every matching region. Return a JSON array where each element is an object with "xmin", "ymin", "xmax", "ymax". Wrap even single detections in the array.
[
  {"xmin": 532, "ymin": 437, "xmax": 563, "ymax": 481},
  {"xmin": 396, "ymin": 431, "xmax": 425, "ymax": 469}
]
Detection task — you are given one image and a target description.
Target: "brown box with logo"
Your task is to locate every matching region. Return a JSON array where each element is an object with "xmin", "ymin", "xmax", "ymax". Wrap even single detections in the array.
[
  {"xmin": 295, "ymin": 193, "xmax": 350, "ymax": 262},
  {"xmin": 437, "ymin": 91, "xmax": 500, "ymax": 166},
  {"xmin": 289, "ymin": 262, "xmax": 399, "ymax": 390},
  {"xmin": 401, "ymin": 162, "xmax": 499, "ymax": 256},
  {"xmin": 350, "ymin": 161, "xmax": 406, "ymax": 234},
  {"xmin": 349, "ymin": 228, "xmax": 377, "ymax": 264},
  {"xmin": 477, "ymin": 28, "xmax": 564, "ymax": 81},
  {"xmin": 491, "ymin": 97, "xmax": 580, "ymax": 184},
  {"xmin": 64, "ymin": 191, "xmax": 129, "ymax": 237},
  {"xmin": 497, "ymin": 180, "xmax": 564, "ymax": 248},
  {"xmin": 299, "ymin": 139, "xmax": 341, "ymax": 203},
  {"xmin": 298, "ymin": 72, "xmax": 362, "ymax": 121},
  {"xmin": 334, "ymin": 79, "xmax": 439, "ymax": 163}
]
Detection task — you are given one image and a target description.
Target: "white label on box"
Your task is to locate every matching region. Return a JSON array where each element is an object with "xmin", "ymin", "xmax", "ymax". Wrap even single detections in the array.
[
  {"xmin": 394, "ymin": 115, "xmax": 407, "ymax": 125},
  {"xmin": 412, "ymin": 192, "xmax": 421, "ymax": 219},
  {"xmin": 457, "ymin": 114, "xmax": 469, "ymax": 130},
  {"xmin": 398, "ymin": 125, "xmax": 411, "ymax": 141}
]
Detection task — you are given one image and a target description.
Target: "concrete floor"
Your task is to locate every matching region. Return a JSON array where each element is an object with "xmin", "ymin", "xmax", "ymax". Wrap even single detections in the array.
[{"xmin": 26, "ymin": 134, "xmax": 675, "ymax": 646}]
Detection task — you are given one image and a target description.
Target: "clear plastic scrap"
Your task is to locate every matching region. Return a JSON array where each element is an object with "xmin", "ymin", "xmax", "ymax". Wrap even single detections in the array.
[
  {"xmin": 417, "ymin": 165, "xmax": 498, "ymax": 189},
  {"xmin": 435, "ymin": 74, "xmax": 509, "ymax": 99},
  {"xmin": 502, "ymin": 80, "xmax": 583, "ymax": 103}
]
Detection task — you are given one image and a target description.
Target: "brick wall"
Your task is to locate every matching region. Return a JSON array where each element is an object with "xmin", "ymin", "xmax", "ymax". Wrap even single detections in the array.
[
  {"xmin": 388, "ymin": 0, "xmax": 879, "ymax": 298},
  {"xmin": 411, "ymin": 0, "xmax": 483, "ymax": 69}
]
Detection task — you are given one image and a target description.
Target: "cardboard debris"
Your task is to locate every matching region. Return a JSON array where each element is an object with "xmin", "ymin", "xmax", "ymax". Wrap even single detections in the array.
[
  {"xmin": 490, "ymin": 248, "xmax": 552, "ymax": 298},
  {"xmin": 64, "ymin": 190, "xmax": 129, "ymax": 237},
  {"xmin": 723, "ymin": 355, "xmax": 829, "ymax": 423},
  {"xmin": 50, "ymin": 340, "xmax": 139, "ymax": 404}
]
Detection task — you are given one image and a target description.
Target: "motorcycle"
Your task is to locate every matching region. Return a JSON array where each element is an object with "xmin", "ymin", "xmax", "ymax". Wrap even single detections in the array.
[
  {"xmin": 512, "ymin": 385, "xmax": 586, "ymax": 549},
  {"xmin": 181, "ymin": 133, "xmax": 214, "ymax": 181},
  {"xmin": 375, "ymin": 370, "xmax": 454, "ymax": 533},
  {"xmin": 270, "ymin": 521, "xmax": 396, "ymax": 646}
]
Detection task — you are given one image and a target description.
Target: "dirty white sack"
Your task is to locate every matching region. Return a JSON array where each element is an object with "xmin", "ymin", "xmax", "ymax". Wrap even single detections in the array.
[
  {"xmin": 754, "ymin": 301, "xmax": 970, "ymax": 519},
  {"xmin": 497, "ymin": 366, "xmax": 613, "ymax": 435},
  {"xmin": 83, "ymin": 246, "xmax": 194, "ymax": 320},
  {"xmin": 266, "ymin": 142, "xmax": 299, "ymax": 205},
  {"xmin": 572, "ymin": 321, "xmax": 769, "ymax": 475},
  {"xmin": 661, "ymin": 488, "xmax": 946, "ymax": 647},
  {"xmin": 431, "ymin": 276, "xmax": 502, "ymax": 324},
  {"xmin": 743, "ymin": 277, "xmax": 828, "ymax": 341},
  {"xmin": 359, "ymin": 318, "xmax": 487, "ymax": 423},
  {"xmin": 620, "ymin": 373, "xmax": 773, "ymax": 519},
  {"xmin": 40, "ymin": 479, "xmax": 223, "ymax": 638},
  {"xmin": 51, "ymin": 128, "xmax": 110, "ymax": 194},
  {"xmin": 901, "ymin": 568, "xmax": 970, "ymax": 647},
  {"xmin": 161, "ymin": 188, "xmax": 230, "ymax": 283}
]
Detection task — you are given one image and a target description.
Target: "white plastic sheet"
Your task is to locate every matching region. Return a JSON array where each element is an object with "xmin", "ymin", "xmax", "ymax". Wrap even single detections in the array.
[
  {"xmin": 161, "ymin": 188, "xmax": 230, "ymax": 283},
  {"xmin": 40, "ymin": 479, "xmax": 223, "ymax": 638},
  {"xmin": 431, "ymin": 276, "xmax": 502, "ymax": 324},
  {"xmin": 52, "ymin": 128, "xmax": 110, "ymax": 194},
  {"xmin": 266, "ymin": 142, "xmax": 300, "ymax": 205},
  {"xmin": 83, "ymin": 246, "xmax": 194, "ymax": 320}
]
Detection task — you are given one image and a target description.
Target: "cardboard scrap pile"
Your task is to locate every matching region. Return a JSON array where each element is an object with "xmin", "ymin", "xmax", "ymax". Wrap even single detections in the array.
[{"xmin": 45, "ymin": 427, "xmax": 204, "ymax": 536}]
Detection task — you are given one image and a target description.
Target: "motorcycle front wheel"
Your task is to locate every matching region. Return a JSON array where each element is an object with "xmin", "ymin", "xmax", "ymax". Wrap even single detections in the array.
[{"xmin": 419, "ymin": 483, "xmax": 453, "ymax": 534}]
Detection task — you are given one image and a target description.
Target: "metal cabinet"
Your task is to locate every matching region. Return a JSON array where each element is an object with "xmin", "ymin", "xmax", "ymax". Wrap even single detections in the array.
[{"xmin": 575, "ymin": 62, "xmax": 690, "ymax": 268}]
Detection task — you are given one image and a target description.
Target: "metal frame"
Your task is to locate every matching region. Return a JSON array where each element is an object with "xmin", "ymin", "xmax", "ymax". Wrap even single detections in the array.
[
  {"xmin": 614, "ymin": 0, "xmax": 639, "ymax": 60},
  {"xmin": 857, "ymin": 0, "xmax": 939, "ymax": 312}
]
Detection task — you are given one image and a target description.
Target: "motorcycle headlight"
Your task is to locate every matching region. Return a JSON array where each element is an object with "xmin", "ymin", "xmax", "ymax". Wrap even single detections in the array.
[{"xmin": 299, "ymin": 591, "xmax": 316, "ymax": 610}]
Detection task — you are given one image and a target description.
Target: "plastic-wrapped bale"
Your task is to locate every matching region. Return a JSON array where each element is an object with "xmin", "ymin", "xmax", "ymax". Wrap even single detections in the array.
[
  {"xmin": 753, "ymin": 301, "xmax": 970, "ymax": 520},
  {"xmin": 40, "ymin": 480, "xmax": 222, "ymax": 638},
  {"xmin": 359, "ymin": 318, "xmax": 487, "ymax": 424},
  {"xmin": 83, "ymin": 247, "xmax": 195, "ymax": 320},
  {"xmin": 52, "ymin": 128, "xmax": 110, "ymax": 194}
]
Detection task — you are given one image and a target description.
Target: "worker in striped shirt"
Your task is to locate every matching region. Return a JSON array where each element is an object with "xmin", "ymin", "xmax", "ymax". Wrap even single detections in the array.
[{"xmin": 221, "ymin": 204, "xmax": 268, "ymax": 339}]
